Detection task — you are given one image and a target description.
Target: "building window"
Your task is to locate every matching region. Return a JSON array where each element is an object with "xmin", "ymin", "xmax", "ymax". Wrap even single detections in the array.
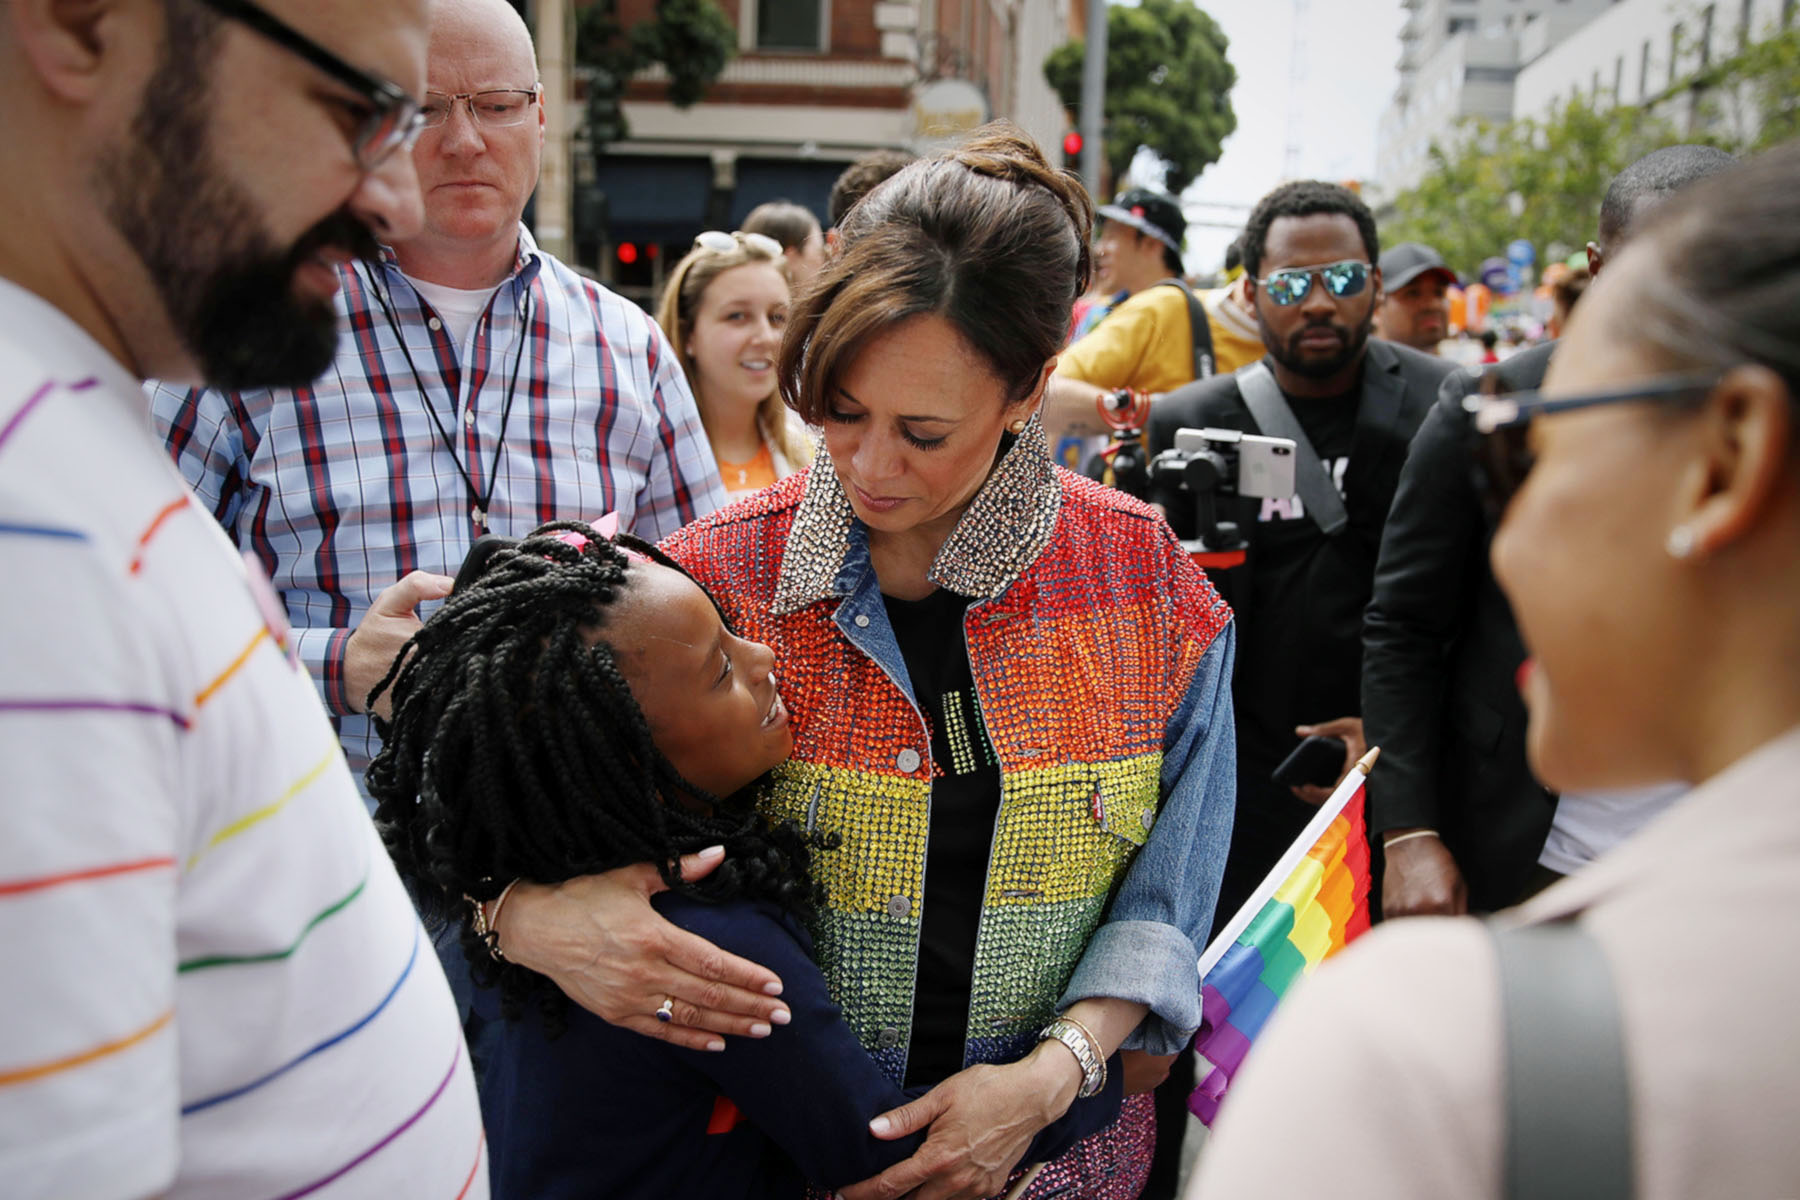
[
  {"xmin": 1640, "ymin": 38, "xmax": 1652, "ymax": 97},
  {"xmin": 751, "ymin": 0, "xmax": 826, "ymax": 52},
  {"xmin": 1613, "ymin": 53, "xmax": 1624, "ymax": 102},
  {"xmin": 1741, "ymin": 0, "xmax": 1755, "ymax": 50},
  {"xmin": 1787, "ymin": 0, "xmax": 1796, "ymax": 28},
  {"xmin": 1670, "ymin": 22, "xmax": 1683, "ymax": 87},
  {"xmin": 1448, "ymin": 16, "xmax": 1477, "ymax": 34},
  {"xmin": 1700, "ymin": 4, "xmax": 1714, "ymax": 68}
]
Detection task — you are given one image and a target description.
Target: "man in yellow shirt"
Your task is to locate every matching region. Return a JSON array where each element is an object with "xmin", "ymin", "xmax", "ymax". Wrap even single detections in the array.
[{"xmin": 1047, "ymin": 193, "xmax": 1263, "ymax": 444}]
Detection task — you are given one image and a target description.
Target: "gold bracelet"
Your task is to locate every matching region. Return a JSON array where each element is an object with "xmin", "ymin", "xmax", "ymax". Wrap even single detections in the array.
[
  {"xmin": 466, "ymin": 878, "xmax": 520, "ymax": 962},
  {"xmin": 1059, "ymin": 1014, "xmax": 1103, "ymax": 1062},
  {"xmin": 1040, "ymin": 1013, "xmax": 1107, "ymax": 1098}
]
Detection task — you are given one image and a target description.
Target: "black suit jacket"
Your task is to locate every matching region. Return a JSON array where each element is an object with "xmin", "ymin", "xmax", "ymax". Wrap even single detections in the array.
[
  {"xmin": 1149, "ymin": 339, "xmax": 1454, "ymax": 854},
  {"xmin": 1361, "ymin": 340, "xmax": 1557, "ymax": 911}
]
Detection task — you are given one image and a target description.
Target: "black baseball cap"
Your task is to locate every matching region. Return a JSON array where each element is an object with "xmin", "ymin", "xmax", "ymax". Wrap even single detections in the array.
[
  {"xmin": 1096, "ymin": 188, "xmax": 1186, "ymax": 256},
  {"xmin": 1379, "ymin": 242, "xmax": 1457, "ymax": 291}
]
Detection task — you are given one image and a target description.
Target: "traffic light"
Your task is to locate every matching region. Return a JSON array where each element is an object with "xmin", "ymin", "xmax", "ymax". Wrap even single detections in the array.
[
  {"xmin": 1062, "ymin": 129, "xmax": 1083, "ymax": 170},
  {"xmin": 616, "ymin": 242, "xmax": 639, "ymax": 266}
]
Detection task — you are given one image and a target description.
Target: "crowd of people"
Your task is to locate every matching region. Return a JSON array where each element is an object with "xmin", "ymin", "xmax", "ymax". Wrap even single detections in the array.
[{"xmin": 3, "ymin": 0, "xmax": 1797, "ymax": 1198}]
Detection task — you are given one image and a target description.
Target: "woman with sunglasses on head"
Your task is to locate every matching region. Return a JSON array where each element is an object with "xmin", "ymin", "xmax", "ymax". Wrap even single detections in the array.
[
  {"xmin": 493, "ymin": 122, "xmax": 1239, "ymax": 1200},
  {"xmin": 1191, "ymin": 142, "xmax": 1800, "ymax": 1199},
  {"xmin": 658, "ymin": 230, "xmax": 815, "ymax": 498}
]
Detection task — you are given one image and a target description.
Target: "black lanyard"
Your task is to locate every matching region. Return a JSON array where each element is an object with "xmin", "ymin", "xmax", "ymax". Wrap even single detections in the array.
[{"xmin": 369, "ymin": 266, "xmax": 532, "ymax": 534}]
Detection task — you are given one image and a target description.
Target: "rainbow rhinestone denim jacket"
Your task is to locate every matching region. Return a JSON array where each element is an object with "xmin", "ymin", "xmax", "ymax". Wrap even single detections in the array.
[{"xmin": 663, "ymin": 419, "xmax": 1238, "ymax": 1082}]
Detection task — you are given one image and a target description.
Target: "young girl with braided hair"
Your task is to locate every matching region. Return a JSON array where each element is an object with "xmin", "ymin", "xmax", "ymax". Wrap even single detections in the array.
[{"xmin": 366, "ymin": 519, "xmax": 1121, "ymax": 1199}]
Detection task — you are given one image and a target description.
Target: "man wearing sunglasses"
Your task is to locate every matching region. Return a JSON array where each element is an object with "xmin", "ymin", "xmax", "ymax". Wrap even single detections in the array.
[
  {"xmin": 0, "ymin": 0, "xmax": 489, "ymax": 1196},
  {"xmin": 1362, "ymin": 144, "xmax": 1735, "ymax": 922},
  {"xmin": 1148, "ymin": 181, "xmax": 1457, "ymax": 932}
]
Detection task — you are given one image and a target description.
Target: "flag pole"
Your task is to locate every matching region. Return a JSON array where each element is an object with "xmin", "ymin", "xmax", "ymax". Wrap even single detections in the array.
[{"xmin": 1196, "ymin": 747, "xmax": 1380, "ymax": 979}]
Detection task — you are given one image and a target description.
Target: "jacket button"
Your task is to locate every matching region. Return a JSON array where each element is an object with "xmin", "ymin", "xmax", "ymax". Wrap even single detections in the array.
[
  {"xmin": 427, "ymin": 316, "xmax": 443, "ymax": 331},
  {"xmin": 896, "ymin": 747, "xmax": 921, "ymax": 773},
  {"xmin": 854, "ymin": 614, "xmax": 870, "ymax": 628},
  {"xmin": 886, "ymin": 894, "xmax": 911, "ymax": 918},
  {"xmin": 1141, "ymin": 808, "xmax": 1156, "ymax": 831},
  {"xmin": 877, "ymin": 1026, "xmax": 902, "ymax": 1049}
]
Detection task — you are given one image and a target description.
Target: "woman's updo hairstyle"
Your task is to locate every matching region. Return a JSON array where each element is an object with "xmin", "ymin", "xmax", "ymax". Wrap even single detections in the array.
[
  {"xmin": 779, "ymin": 120, "xmax": 1093, "ymax": 422},
  {"xmin": 1630, "ymin": 138, "xmax": 1800, "ymax": 405}
]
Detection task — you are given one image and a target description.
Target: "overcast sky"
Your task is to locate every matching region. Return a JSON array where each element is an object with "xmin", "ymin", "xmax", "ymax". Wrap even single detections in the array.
[{"xmin": 1150, "ymin": 0, "xmax": 1409, "ymax": 271}]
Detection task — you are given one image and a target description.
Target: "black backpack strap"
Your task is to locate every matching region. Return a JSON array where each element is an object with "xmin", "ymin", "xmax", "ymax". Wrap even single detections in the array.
[
  {"xmin": 1489, "ymin": 919, "xmax": 1635, "ymax": 1200},
  {"xmin": 1156, "ymin": 278, "xmax": 1214, "ymax": 380},
  {"xmin": 1234, "ymin": 362, "xmax": 1349, "ymax": 536}
]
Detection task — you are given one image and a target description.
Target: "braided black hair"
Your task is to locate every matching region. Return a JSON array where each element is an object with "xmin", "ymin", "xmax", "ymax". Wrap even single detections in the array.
[{"xmin": 366, "ymin": 520, "xmax": 823, "ymax": 1031}]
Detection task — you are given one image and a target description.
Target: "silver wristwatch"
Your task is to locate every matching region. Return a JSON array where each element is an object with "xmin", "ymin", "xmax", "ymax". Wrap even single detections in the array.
[{"xmin": 1039, "ymin": 1016, "xmax": 1107, "ymax": 1099}]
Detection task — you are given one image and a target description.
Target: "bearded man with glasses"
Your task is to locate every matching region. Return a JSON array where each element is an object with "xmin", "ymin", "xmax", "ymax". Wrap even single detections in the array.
[
  {"xmin": 152, "ymin": 0, "xmax": 724, "ymax": 752},
  {"xmin": 1149, "ymin": 181, "xmax": 1457, "ymax": 932},
  {"xmin": 149, "ymin": 0, "xmax": 764, "ymax": 1077},
  {"xmin": 0, "ymin": 0, "xmax": 488, "ymax": 1194}
]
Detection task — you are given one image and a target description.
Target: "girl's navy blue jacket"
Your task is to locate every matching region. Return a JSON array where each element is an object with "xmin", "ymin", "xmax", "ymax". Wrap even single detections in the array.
[{"xmin": 477, "ymin": 892, "xmax": 1125, "ymax": 1198}]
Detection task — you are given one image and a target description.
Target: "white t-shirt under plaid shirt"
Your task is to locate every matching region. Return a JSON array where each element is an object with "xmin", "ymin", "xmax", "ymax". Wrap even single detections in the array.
[{"xmin": 0, "ymin": 278, "xmax": 487, "ymax": 1198}]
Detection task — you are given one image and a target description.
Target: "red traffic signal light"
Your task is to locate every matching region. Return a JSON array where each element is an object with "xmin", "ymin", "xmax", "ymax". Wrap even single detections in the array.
[
  {"xmin": 616, "ymin": 242, "xmax": 639, "ymax": 265},
  {"xmin": 1062, "ymin": 131, "xmax": 1084, "ymax": 158}
]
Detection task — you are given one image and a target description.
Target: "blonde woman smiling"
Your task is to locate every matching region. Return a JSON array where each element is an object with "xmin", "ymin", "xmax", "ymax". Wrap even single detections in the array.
[{"xmin": 659, "ymin": 230, "xmax": 814, "ymax": 496}]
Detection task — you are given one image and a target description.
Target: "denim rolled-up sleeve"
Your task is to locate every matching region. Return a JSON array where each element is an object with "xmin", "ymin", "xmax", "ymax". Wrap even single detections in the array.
[{"xmin": 1057, "ymin": 624, "xmax": 1237, "ymax": 1053}]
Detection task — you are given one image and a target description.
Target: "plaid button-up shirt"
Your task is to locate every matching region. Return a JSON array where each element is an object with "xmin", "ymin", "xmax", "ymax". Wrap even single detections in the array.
[{"xmin": 151, "ymin": 227, "xmax": 726, "ymax": 776}]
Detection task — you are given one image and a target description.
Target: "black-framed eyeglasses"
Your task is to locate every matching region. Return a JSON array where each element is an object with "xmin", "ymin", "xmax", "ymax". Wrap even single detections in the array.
[
  {"xmin": 190, "ymin": 0, "xmax": 425, "ymax": 170},
  {"xmin": 1462, "ymin": 372, "xmax": 1719, "ymax": 519},
  {"xmin": 1256, "ymin": 259, "xmax": 1372, "ymax": 306},
  {"xmin": 422, "ymin": 87, "xmax": 542, "ymax": 129}
]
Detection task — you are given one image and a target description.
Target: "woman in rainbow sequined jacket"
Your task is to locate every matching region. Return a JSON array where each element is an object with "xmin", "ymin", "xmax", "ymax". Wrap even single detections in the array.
[{"xmin": 660, "ymin": 126, "xmax": 1239, "ymax": 1200}]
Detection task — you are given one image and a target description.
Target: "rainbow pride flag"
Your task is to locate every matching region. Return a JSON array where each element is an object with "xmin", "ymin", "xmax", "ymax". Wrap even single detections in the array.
[{"xmin": 1188, "ymin": 752, "xmax": 1375, "ymax": 1125}]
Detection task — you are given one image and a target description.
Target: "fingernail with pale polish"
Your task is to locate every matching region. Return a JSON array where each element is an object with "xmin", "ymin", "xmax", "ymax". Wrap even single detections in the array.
[
  {"xmin": 705, "ymin": 1039, "xmax": 725, "ymax": 1052},
  {"xmin": 763, "ymin": 981, "xmax": 785, "ymax": 996},
  {"xmin": 869, "ymin": 1116, "xmax": 891, "ymax": 1135},
  {"xmin": 750, "ymin": 1022, "xmax": 772, "ymax": 1037},
  {"xmin": 770, "ymin": 1008, "xmax": 791, "ymax": 1026}
]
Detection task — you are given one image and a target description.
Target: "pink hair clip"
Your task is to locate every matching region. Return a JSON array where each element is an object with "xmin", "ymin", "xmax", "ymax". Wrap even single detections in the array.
[
  {"xmin": 549, "ymin": 531, "xmax": 591, "ymax": 553},
  {"xmin": 590, "ymin": 512, "xmax": 652, "ymax": 565}
]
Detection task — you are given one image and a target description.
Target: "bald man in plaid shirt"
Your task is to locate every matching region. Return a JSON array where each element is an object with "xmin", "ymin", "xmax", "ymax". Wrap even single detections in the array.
[{"xmin": 151, "ymin": 0, "xmax": 725, "ymax": 790}]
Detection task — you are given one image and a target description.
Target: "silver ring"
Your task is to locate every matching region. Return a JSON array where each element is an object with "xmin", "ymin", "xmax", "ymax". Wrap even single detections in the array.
[{"xmin": 655, "ymin": 997, "xmax": 674, "ymax": 1023}]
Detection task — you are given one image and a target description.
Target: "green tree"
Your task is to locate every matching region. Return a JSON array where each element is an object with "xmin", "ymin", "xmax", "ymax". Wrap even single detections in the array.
[
  {"xmin": 578, "ymin": 0, "xmax": 736, "ymax": 147},
  {"xmin": 1691, "ymin": 26, "xmax": 1800, "ymax": 150},
  {"xmin": 1386, "ymin": 18, "xmax": 1800, "ymax": 278},
  {"xmin": 1043, "ymin": 0, "xmax": 1237, "ymax": 193},
  {"xmin": 1385, "ymin": 96, "xmax": 1684, "ymax": 279}
]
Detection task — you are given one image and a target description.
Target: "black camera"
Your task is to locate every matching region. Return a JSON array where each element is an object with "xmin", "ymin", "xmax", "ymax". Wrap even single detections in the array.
[{"xmin": 1145, "ymin": 428, "xmax": 1298, "ymax": 554}]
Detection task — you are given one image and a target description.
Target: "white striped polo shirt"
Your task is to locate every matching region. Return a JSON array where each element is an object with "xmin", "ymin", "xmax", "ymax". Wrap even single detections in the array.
[{"xmin": 0, "ymin": 278, "xmax": 487, "ymax": 1199}]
